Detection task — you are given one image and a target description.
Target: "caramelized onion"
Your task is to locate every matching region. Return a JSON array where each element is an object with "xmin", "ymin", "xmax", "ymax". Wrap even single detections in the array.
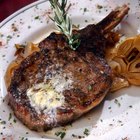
[
  {"xmin": 112, "ymin": 57, "xmax": 127, "ymax": 73},
  {"xmin": 116, "ymin": 37, "xmax": 134, "ymax": 58},
  {"xmin": 106, "ymin": 35, "xmax": 140, "ymax": 90},
  {"xmin": 128, "ymin": 58, "xmax": 140, "ymax": 72},
  {"xmin": 123, "ymin": 72, "xmax": 140, "ymax": 85},
  {"xmin": 111, "ymin": 76, "xmax": 129, "ymax": 92},
  {"xmin": 23, "ymin": 43, "xmax": 39, "ymax": 57},
  {"xmin": 5, "ymin": 43, "xmax": 39, "ymax": 88}
]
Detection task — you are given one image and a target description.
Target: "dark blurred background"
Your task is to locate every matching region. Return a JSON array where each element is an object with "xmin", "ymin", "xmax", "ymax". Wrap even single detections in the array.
[{"xmin": 0, "ymin": 0, "xmax": 35, "ymax": 22}]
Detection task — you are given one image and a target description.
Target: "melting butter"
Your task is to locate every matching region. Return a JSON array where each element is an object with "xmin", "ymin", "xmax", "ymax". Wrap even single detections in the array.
[
  {"xmin": 27, "ymin": 83, "xmax": 65, "ymax": 113},
  {"xmin": 27, "ymin": 71, "xmax": 73, "ymax": 114}
]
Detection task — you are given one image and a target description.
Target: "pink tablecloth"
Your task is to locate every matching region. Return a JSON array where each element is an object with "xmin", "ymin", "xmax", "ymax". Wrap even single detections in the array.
[{"xmin": 0, "ymin": 0, "xmax": 35, "ymax": 22}]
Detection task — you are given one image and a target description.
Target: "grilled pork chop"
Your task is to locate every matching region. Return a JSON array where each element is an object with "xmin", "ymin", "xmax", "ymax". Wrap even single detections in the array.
[{"xmin": 8, "ymin": 5, "xmax": 129, "ymax": 131}]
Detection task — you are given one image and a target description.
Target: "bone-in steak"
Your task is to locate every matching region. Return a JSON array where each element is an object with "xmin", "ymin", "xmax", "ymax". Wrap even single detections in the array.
[{"xmin": 7, "ymin": 5, "xmax": 129, "ymax": 131}]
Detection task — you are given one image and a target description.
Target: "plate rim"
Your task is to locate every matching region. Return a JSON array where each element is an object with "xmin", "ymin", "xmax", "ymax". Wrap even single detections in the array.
[
  {"xmin": 0, "ymin": 0, "xmax": 48, "ymax": 28},
  {"xmin": 1, "ymin": 1, "xmax": 140, "ymax": 140}
]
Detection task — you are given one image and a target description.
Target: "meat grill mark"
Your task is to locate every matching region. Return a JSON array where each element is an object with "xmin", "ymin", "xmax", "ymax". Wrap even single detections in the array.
[{"xmin": 7, "ymin": 5, "xmax": 129, "ymax": 131}]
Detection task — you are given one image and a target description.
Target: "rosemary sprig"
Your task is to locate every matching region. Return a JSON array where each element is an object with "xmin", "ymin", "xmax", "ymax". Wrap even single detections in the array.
[{"xmin": 49, "ymin": 0, "xmax": 80, "ymax": 50}]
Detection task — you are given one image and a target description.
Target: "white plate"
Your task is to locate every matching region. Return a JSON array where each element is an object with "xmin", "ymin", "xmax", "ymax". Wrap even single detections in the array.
[{"xmin": 1, "ymin": 0, "xmax": 140, "ymax": 140}]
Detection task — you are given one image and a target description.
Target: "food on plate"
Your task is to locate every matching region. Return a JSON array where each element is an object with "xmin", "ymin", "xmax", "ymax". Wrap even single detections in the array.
[
  {"xmin": 5, "ymin": 2, "xmax": 129, "ymax": 131},
  {"xmin": 107, "ymin": 35, "xmax": 140, "ymax": 89}
]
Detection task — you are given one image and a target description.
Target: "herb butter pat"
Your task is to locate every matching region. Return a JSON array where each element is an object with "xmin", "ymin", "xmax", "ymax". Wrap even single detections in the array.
[
  {"xmin": 27, "ymin": 71, "xmax": 73, "ymax": 114},
  {"xmin": 27, "ymin": 83, "xmax": 65, "ymax": 113}
]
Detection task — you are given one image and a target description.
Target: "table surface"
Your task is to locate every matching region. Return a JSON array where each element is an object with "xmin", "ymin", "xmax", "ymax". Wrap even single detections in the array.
[{"xmin": 0, "ymin": 0, "xmax": 35, "ymax": 22}]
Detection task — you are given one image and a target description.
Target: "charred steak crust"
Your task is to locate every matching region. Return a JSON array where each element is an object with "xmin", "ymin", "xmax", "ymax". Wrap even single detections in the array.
[{"xmin": 8, "ymin": 32, "xmax": 112, "ymax": 131}]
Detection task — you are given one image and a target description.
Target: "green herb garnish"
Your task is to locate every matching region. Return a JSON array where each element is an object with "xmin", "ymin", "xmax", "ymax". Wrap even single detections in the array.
[
  {"xmin": 100, "ymin": 119, "xmax": 103, "ymax": 122},
  {"xmin": 83, "ymin": 128, "xmax": 90, "ymax": 136},
  {"xmin": 34, "ymin": 16, "xmax": 39, "ymax": 20},
  {"xmin": 8, "ymin": 113, "xmax": 12, "ymax": 121},
  {"xmin": 87, "ymin": 84, "xmax": 93, "ymax": 91},
  {"xmin": 55, "ymin": 131, "xmax": 66, "ymax": 139},
  {"xmin": 114, "ymin": 99, "xmax": 121, "ymax": 107},
  {"xmin": 49, "ymin": 0, "xmax": 80, "ymax": 50},
  {"xmin": 108, "ymin": 106, "xmax": 111, "ymax": 109},
  {"xmin": 0, "ymin": 121, "xmax": 6, "ymax": 124},
  {"xmin": 21, "ymin": 137, "xmax": 24, "ymax": 140},
  {"xmin": 13, "ymin": 119, "xmax": 17, "ymax": 123},
  {"xmin": 129, "ymin": 105, "xmax": 133, "ymax": 108},
  {"xmin": 84, "ymin": 8, "xmax": 87, "ymax": 12},
  {"xmin": 97, "ymin": 5, "xmax": 103, "ymax": 9}
]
